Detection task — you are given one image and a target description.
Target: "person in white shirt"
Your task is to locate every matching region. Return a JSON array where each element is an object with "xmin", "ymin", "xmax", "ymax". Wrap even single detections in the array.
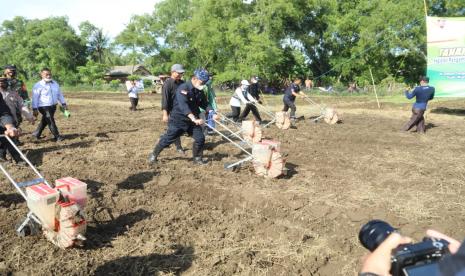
[
  {"xmin": 31, "ymin": 68, "xmax": 67, "ymax": 142},
  {"xmin": 126, "ymin": 79, "xmax": 140, "ymax": 111},
  {"xmin": 226, "ymin": 80, "xmax": 250, "ymax": 122}
]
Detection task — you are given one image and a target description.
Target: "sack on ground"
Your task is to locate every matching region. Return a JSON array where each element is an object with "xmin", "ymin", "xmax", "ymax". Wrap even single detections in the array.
[
  {"xmin": 242, "ymin": 120, "xmax": 262, "ymax": 143},
  {"xmin": 275, "ymin": 112, "xmax": 291, "ymax": 129}
]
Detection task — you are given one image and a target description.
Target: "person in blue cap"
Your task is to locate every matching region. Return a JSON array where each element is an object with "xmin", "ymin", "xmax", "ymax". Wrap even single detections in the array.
[{"xmin": 148, "ymin": 68, "xmax": 216, "ymax": 165}]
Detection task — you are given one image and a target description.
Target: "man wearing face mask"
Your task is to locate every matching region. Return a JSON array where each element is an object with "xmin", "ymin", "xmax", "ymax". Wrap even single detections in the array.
[
  {"xmin": 31, "ymin": 68, "xmax": 67, "ymax": 142},
  {"xmin": 149, "ymin": 69, "xmax": 216, "ymax": 165},
  {"xmin": 199, "ymin": 72, "xmax": 217, "ymax": 135},
  {"xmin": 4, "ymin": 65, "xmax": 29, "ymax": 102},
  {"xmin": 0, "ymin": 76, "xmax": 27, "ymax": 164},
  {"xmin": 227, "ymin": 80, "xmax": 252, "ymax": 122},
  {"xmin": 238, "ymin": 79, "xmax": 262, "ymax": 124}
]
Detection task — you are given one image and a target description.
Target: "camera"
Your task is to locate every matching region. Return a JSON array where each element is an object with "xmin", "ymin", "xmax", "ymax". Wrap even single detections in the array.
[{"xmin": 359, "ymin": 220, "xmax": 450, "ymax": 276}]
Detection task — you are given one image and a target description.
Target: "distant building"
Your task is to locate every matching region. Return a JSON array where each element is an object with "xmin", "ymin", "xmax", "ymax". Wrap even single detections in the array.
[{"xmin": 104, "ymin": 65, "xmax": 153, "ymax": 82}]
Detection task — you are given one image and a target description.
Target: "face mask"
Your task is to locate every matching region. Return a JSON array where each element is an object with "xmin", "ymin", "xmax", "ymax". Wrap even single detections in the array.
[{"xmin": 195, "ymin": 84, "xmax": 205, "ymax": 90}]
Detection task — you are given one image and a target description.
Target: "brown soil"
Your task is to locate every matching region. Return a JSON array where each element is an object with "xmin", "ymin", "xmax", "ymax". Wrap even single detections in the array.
[{"xmin": 1, "ymin": 92, "xmax": 464, "ymax": 275}]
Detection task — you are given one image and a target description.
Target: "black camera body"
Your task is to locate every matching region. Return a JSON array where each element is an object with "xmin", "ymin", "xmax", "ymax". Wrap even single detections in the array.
[
  {"xmin": 391, "ymin": 237, "xmax": 449, "ymax": 276},
  {"xmin": 359, "ymin": 220, "xmax": 450, "ymax": 276}
]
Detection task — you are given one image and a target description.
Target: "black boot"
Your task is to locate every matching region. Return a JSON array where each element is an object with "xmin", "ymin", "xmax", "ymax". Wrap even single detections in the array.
[
  {"xmin": 290, "ymin": 117, "xmax": 297, "ymax": 129},
  {"xmin": 148, "ymin": 144, "xmax": 164, "ymax": 164},
  {"xmin": 9, "ymin": 147, "xmax": 27, "ymax": 167},
  {"xmin": 174, "ymin": 138, "xmax": 185, "ymax": 155},
  {"xmin": 192, "ymin": 145, "xmax": 208, "ymax": 165}
]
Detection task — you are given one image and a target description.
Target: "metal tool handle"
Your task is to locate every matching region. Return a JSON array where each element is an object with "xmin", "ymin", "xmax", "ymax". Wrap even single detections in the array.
[
  {"xmin": 204, "ymin": 121, "xmax": 252, "ymax": 157},
  {"xmin": 0, "ymin": 134, "xmax": 52, "ymax": 199},
  {"xmin": 302, "ymin": 95, "xmax": 325, "ymax": 111},
  {"xmin": 252, "ymin": 102, "xmax": 276, "ymax": 119}
]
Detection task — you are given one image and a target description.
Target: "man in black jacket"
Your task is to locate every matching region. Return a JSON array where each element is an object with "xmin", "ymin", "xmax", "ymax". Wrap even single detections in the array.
[
  {"xmin": 0, "ymin": 85, "xmax": 22, "ymax": 164},
  {"xmin": 149, "ymin": 69, "xmax": 214, "ymax": 165},
  {"xmin": 160, "ymin": 64, "xmax": 186, "ymax": 154}
]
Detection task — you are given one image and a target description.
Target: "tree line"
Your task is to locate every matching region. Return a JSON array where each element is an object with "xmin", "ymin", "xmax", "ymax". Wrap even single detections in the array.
[{"xmin": 0, "ymin": 0, "xmax": 463, "ymax": 88}]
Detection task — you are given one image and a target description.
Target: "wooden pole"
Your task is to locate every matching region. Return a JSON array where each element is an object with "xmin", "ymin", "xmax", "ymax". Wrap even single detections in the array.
[{"xmin": 369, "ymin": 66, "xmax": 381, "ymax": 109}]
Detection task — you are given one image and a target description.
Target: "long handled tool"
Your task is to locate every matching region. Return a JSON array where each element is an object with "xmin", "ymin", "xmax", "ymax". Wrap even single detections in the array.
[
  {"xmin": 251, "ymin": 102, "xmax": 276, "ymax": 128},
  {"xmin": 216, "ymin": 112, "xmax": 245, "ymax": 139},
  {"xmin": 205, "ymin": 120, "xmax": 253, "ymax": 170},
  {"xmin": 302, "ymin": 95, "xmax": 340, "ymax": 124},
  {"xmin": 0, "ymin": 135, "xmax": 52, "ymax": 236},
  {"xmin": 204, "ymin": 119, "xmax": 286, "ymax": 178},
  {"xmin": 301, "ymin": 95, "xmax": 327, "ymax": 122}
]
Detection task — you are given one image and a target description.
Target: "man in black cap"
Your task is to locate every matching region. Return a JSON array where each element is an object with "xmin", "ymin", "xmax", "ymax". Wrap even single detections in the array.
[
  {"xmin": 160, "ymin": 64, "xmax": 186, "ymax": 154},
  {"xmin": 149, "ymin": 69, "xmax": 215, "ymax": 165},
  {"xmin": 402, "ymin": 76, "xmax": 435, "ymax": 133},
  {"xmin": 0, "ymin": 76, "xmax": 33, "ymax": 164},
  {"xmin": 4, "ymin": 65, "xmax": 29, "ymax": 102},
  {"xmin": 249, "ymin": 76, "xmax": 261, "ymax": 103},
  {"xmin": 0, "ymin": 76, "xmax": 22, "ymax": 164}
]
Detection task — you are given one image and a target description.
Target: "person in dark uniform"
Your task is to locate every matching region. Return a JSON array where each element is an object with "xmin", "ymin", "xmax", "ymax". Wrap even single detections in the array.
[
  {"xmin": 282, "ymin": 78, "xmax": 305, "ymax": 127},
  {"xmin": 4, "ymin": 65, "xmax": 29, "ymax": 102},
  {"xmin": 161, "ymin": 64, "xmax": 186, "ymax": 154},
  {"xmin": 0, "ymin": 76, "xmax": 33, "ymax": 164},
  {"xmin": 149, "ymin": 69, "xmax": 215, "ymax": 165},
  {"xmin": 249, "ymin": 76, "xmax": 261, "ymax": 103},
  {"xmin": 402, "ymin": 76, "xmax": 435, "ymax": 133},
  {"xmin": 0, "ymin": 80, "xmax": 22, "ymax": 164}
]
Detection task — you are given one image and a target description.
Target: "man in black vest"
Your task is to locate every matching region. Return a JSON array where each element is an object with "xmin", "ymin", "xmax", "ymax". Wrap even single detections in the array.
[{"xmin": 161, "ymin": 64, "xmax": 186, "ymax": 154}]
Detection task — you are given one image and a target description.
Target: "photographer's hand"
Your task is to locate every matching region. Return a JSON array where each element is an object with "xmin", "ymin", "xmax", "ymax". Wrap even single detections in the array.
[
  {"xmin": 361, "ymin": 233, "xmax": 412, "ymax": 276},
  {"xmin": 426, "ymin": 229, "xmax": 461, "ymax": 254}
]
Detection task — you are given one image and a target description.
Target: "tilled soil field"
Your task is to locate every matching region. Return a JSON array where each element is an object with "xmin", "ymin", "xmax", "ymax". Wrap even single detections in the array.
[{"xmin": 1, "ymin": 92, "xmax": 464, "ymax": 275}]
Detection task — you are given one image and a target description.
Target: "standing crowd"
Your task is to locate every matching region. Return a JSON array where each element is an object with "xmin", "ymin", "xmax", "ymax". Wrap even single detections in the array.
[
  {"xmin": 0, "ymin": 63, "xmax": 436, "ymax": 168},
  {"xmin": 0, "ymin": 66, "xmax": 68, "ymax": 166}
]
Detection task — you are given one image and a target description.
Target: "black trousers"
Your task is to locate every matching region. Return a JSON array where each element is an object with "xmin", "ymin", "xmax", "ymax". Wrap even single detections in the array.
[
  {"xmin": 239, "ymin": 103, "xmax": 262, "ymax": 122},
  {"xmin": 403, "ymin": 108, "xmax": 426, "ymax": 133},
  {"xmin": 34, "ymin": 105, "xmax": 60, "ymax": 138},
  {"xmin": 282, "ymin": 98, "xmax": 297, "ymax": 118},
  {"xmin": 226, "ymin": 106, "xmax": 241, "ymax": 122},
  {"xmin": 0, "ymin": 128, "xmax": 22, "ymax": 162},
  {"xmin": 129, "ymin": 97, "xmax": 138, "ymax": 111},
  {"xmin": 156, "ymin": 121, "xmax": 205, "ymax": 157}
]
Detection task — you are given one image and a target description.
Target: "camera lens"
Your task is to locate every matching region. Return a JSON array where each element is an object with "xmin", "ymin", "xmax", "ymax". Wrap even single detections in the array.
[{"xmin": 359, "ymin": 220, "xmax": 396, "ymax": 252}]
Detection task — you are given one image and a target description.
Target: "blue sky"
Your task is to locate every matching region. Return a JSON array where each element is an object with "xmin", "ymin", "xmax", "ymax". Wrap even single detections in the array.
[{"xmin": 0, "ymin": 0, "xmax": 161, "ymax": 38}]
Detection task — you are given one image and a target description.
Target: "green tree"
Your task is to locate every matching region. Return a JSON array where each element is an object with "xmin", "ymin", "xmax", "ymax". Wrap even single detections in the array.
[
  {"xmin": 77, "ymin": 60, "xmax": 109, "ymax": 86},
  {"xmin": 79, "ymin": 21, "xmax": 110, "ymax": 63},
  {"xmin": 0, "ymin": 16, "xmax": 86, "ymax": 84}
]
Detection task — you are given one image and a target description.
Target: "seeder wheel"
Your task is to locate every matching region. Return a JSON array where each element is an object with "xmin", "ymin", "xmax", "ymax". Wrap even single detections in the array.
[{"xmin": 16, "ymin": 220, "xmax": 41, "ymax": 237}]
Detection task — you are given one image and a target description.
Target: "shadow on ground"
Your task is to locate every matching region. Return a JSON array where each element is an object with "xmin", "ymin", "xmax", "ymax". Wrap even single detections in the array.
[
  {"xmin": 431, "ymin": 107, "xmax": 465, "ymax": 116},
  {"xmin": 94, "ymin": 245, "xmax": 194, "ymax": 275},
  {"xmin": 117, "ymin": 171, "xmax": 157, "ymax": 190},
  {"xmin": 86, "ymin": 209, "xmax": 151, "ymax": 250}
]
